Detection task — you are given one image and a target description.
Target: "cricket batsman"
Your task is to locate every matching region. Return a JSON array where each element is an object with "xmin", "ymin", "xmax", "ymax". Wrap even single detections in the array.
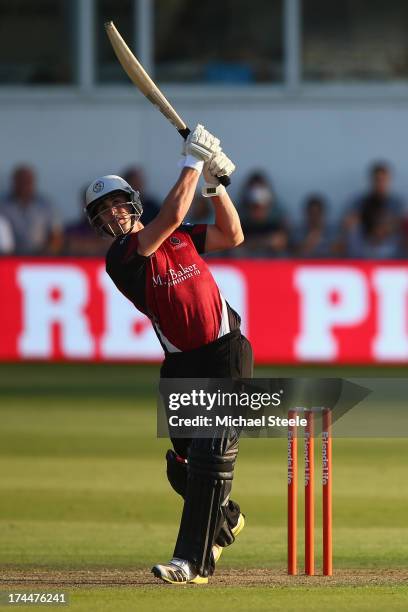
[{"xmin": 85, "ymin": 124, "xmax": 253, "ymax": 584}]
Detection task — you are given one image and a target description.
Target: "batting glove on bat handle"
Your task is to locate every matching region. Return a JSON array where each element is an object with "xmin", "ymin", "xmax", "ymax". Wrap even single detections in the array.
[{"xmin": 178, "ymin": 127, "xmax": 231, "ymax": 187}]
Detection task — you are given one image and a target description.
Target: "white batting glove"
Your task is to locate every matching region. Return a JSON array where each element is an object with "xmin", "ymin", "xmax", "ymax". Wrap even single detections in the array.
[
  {"xmin": 202, "ymin": 152, "xmax": 236, "ymax": 197},
  {"xmin": 181, "ymin": 124, "xmax": 222, "ymax": 173}
]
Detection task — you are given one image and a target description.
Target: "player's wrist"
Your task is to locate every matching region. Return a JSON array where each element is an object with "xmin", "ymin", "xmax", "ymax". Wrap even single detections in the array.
[
  {"xmin": 202, "ymin": 183, "xmax": 226, "ymax": 198},
  {"xmin": 182, "ymin": 154, "xmax": 204, "ymax": 173}
]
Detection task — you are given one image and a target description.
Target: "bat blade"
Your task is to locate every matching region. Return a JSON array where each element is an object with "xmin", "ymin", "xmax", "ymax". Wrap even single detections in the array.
[
  {"xmin": 105, "ymin": 21, "xmax": 230, "ymax": 187},
  {"xmin": 105, "ymin": 21, "xmax": 187, "ymax": 132}
]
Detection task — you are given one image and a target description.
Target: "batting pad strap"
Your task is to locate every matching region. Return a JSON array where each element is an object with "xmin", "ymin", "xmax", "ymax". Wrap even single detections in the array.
[{"xmin": 183, "ymin": 155, "xmax": 204, "ymax": 173}]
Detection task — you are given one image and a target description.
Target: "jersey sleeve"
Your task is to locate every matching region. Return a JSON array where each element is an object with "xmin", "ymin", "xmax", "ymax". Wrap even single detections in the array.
[
  {"xmin": 106, "ymin": 233, "xmax": 147, "ymax": 274},
  {"xmin": 179, "ymin": 223, "xmax": 208, "ymax": 254}
]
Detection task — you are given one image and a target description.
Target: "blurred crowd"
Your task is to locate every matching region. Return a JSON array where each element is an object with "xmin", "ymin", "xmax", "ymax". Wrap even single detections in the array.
[{"xmin": 1, "ymin": 161, "xmax": 407, "ymax": 259}]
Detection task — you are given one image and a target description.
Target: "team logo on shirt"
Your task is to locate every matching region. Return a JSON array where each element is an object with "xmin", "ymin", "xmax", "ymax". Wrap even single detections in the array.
[{"xmin": 169, "ymin": 236, "xmax": 187, "ymax": 249}]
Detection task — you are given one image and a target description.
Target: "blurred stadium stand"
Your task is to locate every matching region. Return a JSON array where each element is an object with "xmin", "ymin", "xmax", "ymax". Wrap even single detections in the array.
[{"xmin": 1, "ymin": 0, "xmax": 408, "ymax": 258}]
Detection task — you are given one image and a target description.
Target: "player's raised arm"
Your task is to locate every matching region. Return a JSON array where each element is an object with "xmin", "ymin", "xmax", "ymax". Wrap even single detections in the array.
[
  {"xmin": 201, "ymin": 152, "xmax": 243, "ymax": 253},
  {"xmin": 137, "ymin": 125, "xmax": 221, "ymax": 256}
]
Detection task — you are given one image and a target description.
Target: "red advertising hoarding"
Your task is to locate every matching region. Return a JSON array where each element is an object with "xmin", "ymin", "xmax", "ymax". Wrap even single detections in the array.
[{"xmin": 0, "ymin": 258, "xmax": 407, "ymax": 364}]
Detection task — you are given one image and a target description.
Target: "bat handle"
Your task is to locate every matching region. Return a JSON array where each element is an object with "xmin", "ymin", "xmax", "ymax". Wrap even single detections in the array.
[
  {"xmin": 178, "ymin": 127, "xmax": 191, "ymax": 139},
  {"xmin": 218, "ymin": 175, "xmax": 231, "ymax": 187},
  {"xmin": 177, "ymin": 128, "xmax": 231, "ymax": 187}
]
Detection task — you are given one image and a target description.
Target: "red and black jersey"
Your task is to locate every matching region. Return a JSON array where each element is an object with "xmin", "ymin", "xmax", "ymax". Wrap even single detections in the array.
[{"xmin": 105, "ymin": 224, "xmax": 240, "ymax": 353}]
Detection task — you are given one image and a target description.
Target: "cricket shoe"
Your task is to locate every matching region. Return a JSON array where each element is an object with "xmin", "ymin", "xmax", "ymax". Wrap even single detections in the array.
[
  {"xmin": 212, "ymin": 512, "xmax": 245, "ymax": 564},
  {"xmin": 151, "ymin": 558, "xmax": 208, "ymax": 585}
]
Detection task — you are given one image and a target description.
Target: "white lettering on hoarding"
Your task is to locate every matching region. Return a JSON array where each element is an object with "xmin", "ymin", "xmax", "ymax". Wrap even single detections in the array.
[
  {"xmin": 14, "ymin": 264, "xmax": 247, "ymax": 361},
  {"xmin": 18, "ymin": 265, "xmax": 94, "ymax": 358},
  {"xmin": 15, "ymin": 261, "xmax": 408, "ymax": 363},
  {"xmin": 295, "ymin": 267, "xmax": 368, "ymax": 360},
  {"xmin": 372, "ymin": 268, "xmax": 408, "ymax": 360}
]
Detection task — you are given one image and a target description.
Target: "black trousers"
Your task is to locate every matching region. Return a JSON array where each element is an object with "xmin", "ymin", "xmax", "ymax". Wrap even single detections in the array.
[{"xmin": 160, "ymin": 329, "xmax": 254, "ymax": 456}]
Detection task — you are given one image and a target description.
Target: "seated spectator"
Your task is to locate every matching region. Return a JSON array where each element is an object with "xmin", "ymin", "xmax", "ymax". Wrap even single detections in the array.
[
  {"xmin": 342, "ymin": 162, "xmax": 404, "ymax": 258},
  {"xmin": 0, "ymin": 213, "xmax": 14, "ymax": 254},
  {"xmin": 122, "ymin": 166, "xmax": 160, "ymax": 225},
  {"xmin": 293, "ymin": 195, "xmax": 334, "ymax": 258},
  {"xmin": 64, "ymin": 188, "xmax": 110, "ymax": 256},
  {"xmin": 0, "ymin": 165, "xmax": 63, "ymax": 255},
  {"xmin": 240, "ymin": 171, "xmax": 285, "ymax": 224},
  {"xmin": 239, "ymin": 171, "xmax": 289, "ymax": 258}
]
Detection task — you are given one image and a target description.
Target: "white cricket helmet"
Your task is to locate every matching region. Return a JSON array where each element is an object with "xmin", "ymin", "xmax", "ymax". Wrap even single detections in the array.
[{"xmin": 85, "ymin": 175, "xmax": 143, "ymax": 237}]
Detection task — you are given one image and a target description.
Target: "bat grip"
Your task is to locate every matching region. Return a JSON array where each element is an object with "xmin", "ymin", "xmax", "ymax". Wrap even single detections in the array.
[
  {"xmin": 218, "ymin": 175, "xmax": 231, "ymax": 187},
  {"xmin": 178, "ymin": 127, "xmax": 191, "ymax": 139},
  {"xmin": 177, "ymin": 128, "xmax": 231, "ymax": 188}
]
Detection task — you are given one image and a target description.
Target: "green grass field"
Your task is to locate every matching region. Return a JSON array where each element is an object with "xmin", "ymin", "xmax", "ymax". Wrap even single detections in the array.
[{"xmin": 0, "ymin": 364, "xmax": 407, "ymax": 611}]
